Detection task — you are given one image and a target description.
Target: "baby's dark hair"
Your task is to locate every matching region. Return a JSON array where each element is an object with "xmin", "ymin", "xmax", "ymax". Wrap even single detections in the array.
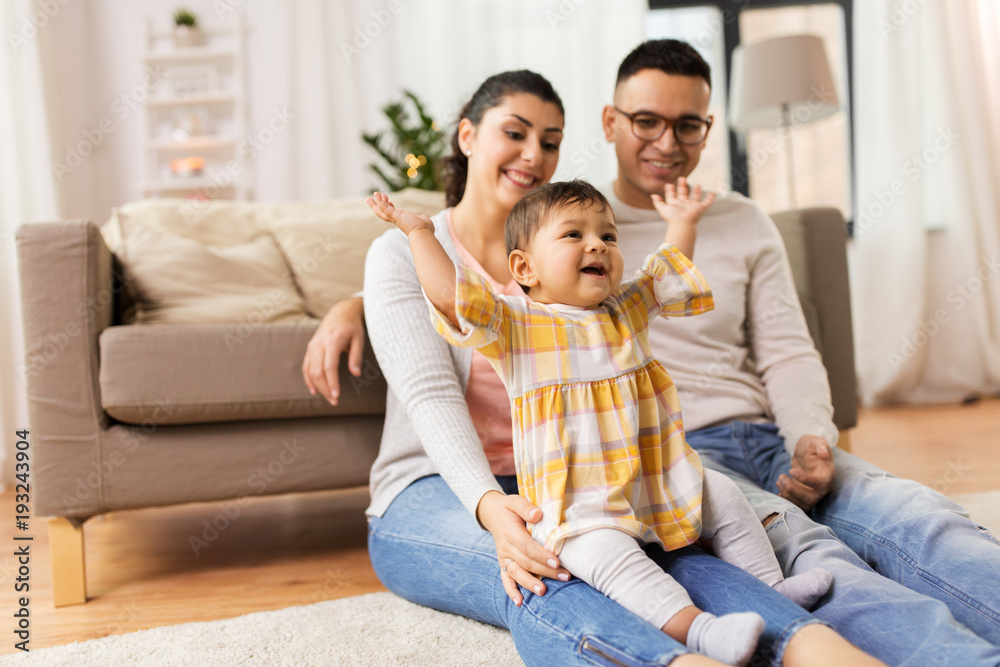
[
  {"xmin": 506, "ymin": 180, "xmax": 611, "ymax": 294},
  {"xmin": 505, "ymin": 180, "xmax": 611, "ymax": 256}
]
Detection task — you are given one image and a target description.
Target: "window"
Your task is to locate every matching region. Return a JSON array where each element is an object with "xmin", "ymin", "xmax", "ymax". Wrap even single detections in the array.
[
  {"xmin": 739, "ymin": 4, "xmax": 852, "ymax": 217},
  {"xmin": 647, "ymin": 1, "xmax": 855, "ymax": 226},
  {"xmin": 646, "ymin": 5, "xmax": 731, "ymax": 192}
]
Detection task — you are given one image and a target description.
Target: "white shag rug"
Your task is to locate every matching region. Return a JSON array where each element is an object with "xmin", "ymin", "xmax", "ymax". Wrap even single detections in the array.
[
  {"xmin": 3, "ymin": 491, "xmax": 997, "ymax": 667},
  {"xmin": 1, "ymin": 593, "xmax": 522, "ymax": 667}
]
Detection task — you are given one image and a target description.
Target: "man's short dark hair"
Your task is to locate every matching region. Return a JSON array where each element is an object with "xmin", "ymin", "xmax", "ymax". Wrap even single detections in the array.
[{"xmin": 616, "ymin": 39, "xmax": 712, "ymax": 90}]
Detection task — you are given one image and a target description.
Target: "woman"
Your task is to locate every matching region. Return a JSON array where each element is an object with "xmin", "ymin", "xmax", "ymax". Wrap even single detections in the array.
[{"xmin": 304, "ymin": 71, "xmax": 883, "ymax": 666}]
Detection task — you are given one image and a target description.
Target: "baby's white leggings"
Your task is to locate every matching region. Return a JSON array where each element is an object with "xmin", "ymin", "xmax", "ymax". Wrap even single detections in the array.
[{"xmin": 556, "ymin": 468, "xmax": 784, "ymax": 628}]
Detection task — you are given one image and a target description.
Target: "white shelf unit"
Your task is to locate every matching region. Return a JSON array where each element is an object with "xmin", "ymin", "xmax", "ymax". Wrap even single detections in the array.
[{"xmin": 140, "ymin": 14, "xmax": 248, "ymax": 200}]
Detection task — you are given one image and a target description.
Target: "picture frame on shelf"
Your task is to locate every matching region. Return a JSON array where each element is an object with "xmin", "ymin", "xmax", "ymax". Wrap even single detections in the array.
[{"xmin": 166, "ymin": 64, "xmax": 220, "ymax": 97}]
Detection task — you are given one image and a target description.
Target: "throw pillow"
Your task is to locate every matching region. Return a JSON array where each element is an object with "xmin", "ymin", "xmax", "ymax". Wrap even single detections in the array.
[
  {"xmin": 104, "ymin": 199, "xmax": 266, "ymax": 249},
  {"xmin": 118, "ymin": 217, "xmax": 310, "ymax": 325},
  {"xmin": 268, "ymin": 188, "xmax": 446, "ymax": 317}
]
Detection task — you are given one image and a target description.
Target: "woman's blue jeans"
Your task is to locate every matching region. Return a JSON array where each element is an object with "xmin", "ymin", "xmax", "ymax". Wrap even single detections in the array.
[
  {"xmin": 368, "ymin": 474, "xmax": 820, "ymax": 667},
  {"xmin": 688, "ymin": 420, "xmax": 1000, "ymax": 666}
]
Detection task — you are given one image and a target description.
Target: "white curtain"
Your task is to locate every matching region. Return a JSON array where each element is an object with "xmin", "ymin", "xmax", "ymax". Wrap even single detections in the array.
[
  {"xmin": 0, "ymin": 0, "xmax": 60, "ymax": 486},
  {"xmin": 41, "ymin": 0, "xmax": 646, "ymax": 228},
  {"xmin": 850, "ymin": 0, "xmax": 1000, "ymax": 405},
  {"xmin": 260, "ymin": 0, "xmax": 646, "ymax": 201}
]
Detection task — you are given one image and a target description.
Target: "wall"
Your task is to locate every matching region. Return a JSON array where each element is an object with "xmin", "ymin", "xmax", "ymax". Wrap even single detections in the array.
[{"xmin": 38, "ymin": 0, "xmax": 645, "ymax": 225}]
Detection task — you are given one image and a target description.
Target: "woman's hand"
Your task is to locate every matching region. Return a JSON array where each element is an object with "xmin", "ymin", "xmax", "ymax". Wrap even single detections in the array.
[
  {"xmin": 367, "ymin": 191, "xmax": 435, "ymax": 236},
  {"xmin": 302, "ymin": 296, "xmax": 365, "ymax": 405},
  {"xmin": 477, "ymin": 490, "xmax": 571, "ymax": 607}
]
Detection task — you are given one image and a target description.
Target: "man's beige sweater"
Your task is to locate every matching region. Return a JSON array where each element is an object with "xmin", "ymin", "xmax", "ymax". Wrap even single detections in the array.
[{"xmin": 604, "ymin": 185, "xmax": 837, "ymax": 453}]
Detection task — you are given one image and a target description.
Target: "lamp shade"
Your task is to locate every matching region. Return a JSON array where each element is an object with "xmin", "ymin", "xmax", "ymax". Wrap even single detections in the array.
[{"xmin": 729, "ymin": 34, "xmax": 840, "ymax": 130}]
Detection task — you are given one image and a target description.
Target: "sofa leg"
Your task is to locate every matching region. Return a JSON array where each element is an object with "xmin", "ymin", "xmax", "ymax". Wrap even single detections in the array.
[
  {"xmin": 838, "ymin": 429, "xmax": 853, "ymax": 453},
  {"xmin": 48, "ymin": 517, "xmax": 87, "ymax": 607}
]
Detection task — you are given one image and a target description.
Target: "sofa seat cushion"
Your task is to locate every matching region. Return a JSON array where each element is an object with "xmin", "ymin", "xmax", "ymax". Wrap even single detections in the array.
[{"xmin": 99, "ymin": 322, "xmax": 387, "ymax": 426}]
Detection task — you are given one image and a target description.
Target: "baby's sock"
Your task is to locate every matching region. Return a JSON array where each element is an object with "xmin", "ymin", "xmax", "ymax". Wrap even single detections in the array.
[
  {"xmin": 773, "ymin": 568, "xmax": 833, "ymax": 609},
  {"xmin": 686, "ymin": 611, "xmax": 764, "ymax": 666}
]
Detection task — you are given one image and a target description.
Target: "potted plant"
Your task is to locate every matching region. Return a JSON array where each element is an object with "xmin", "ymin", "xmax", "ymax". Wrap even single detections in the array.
[
  {"xmin": 361, "ymin": 91, "xmax": 447, "ymax": 193},
  {"xmin": 172, "ymin": 8, "xmax": 203, "ymax": 48}
]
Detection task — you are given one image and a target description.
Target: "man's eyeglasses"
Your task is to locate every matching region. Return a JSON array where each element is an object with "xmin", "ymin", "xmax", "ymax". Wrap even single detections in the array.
[{"xmin": 613, "ymin": 107, "xmax": 712, "ymax": 145}]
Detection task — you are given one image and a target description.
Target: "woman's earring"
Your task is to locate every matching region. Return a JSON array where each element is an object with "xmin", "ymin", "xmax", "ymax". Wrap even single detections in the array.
[{"xmin": 465, "ymin": 150, "xmax": 472, "ymax": 157}]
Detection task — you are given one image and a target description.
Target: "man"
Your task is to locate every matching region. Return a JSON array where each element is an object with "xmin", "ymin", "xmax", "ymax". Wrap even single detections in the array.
[
  {"xmin": 598, "ymin": 39, "xmax": 1000, "ymax": 665},
  {"xmin": 303, "ymin": 40, "xmax": 1000, "ymax": 665}
]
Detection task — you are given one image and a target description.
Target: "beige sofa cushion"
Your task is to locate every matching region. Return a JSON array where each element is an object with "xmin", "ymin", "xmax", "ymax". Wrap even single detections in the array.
[
  {"xmin": 99, "ymin": 322, "xmax": 387, "ymax": 425},
  {"xmin": 103, "ymin": 189, "xmax": 448, "ymax": 320},
  {"xmin": 268, "ymin": 188, "xmax": 446, "ymax": 317},
  {"xmin": 116, "ymin": 217, "xmax": 309, "ymax": 325},
  {"xmin": 103, "ymin": 198, "xmax": 267, "ymax": 249}
]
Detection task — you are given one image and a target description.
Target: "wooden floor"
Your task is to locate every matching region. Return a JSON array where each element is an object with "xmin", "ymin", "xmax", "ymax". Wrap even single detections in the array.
[{"xmin": 2, "ymin": 398, "xmax": 999, "ymax": 654}]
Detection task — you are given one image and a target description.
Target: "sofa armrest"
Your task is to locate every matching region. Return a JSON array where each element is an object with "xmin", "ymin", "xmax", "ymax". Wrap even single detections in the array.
[
  {"xmin": 16, "ymin": 221, "xmax": 119, "ymax": 517},
  {"xmin": 771, "ymin": 208, "xmax": 858, "ymax": 430}
]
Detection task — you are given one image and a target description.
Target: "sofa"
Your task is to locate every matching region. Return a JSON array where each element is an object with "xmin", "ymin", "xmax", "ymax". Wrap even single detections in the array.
[{"xmin": 16, "ymin": 193, "xmax": 856, "ymax": 607}]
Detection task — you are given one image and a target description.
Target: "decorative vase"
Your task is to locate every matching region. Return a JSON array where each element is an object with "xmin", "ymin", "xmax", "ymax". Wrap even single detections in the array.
[{"xmin": 173, "ymin": 25, "xmax": 203, "ymax": 48}]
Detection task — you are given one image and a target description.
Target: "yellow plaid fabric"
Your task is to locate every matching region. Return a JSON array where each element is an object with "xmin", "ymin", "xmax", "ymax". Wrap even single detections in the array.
[{"xmin": 431, "ymin": 244, "xmax": 714, "ymax": 553}]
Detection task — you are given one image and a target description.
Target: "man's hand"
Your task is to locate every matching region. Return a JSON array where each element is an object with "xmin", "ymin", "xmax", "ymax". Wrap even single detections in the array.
[
  {"xmin": 777, "ymin": 435, "xmax": 835, "ymax": 512},
  {"xmin": 302, "ymin": 296, "xmax": 365, "ymax": 405}
]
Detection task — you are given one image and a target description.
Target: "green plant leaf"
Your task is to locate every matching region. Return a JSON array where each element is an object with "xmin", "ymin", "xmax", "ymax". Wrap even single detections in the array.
[
  {"xmin": 361, "ymin": 90, "xmax": 448, "ymax": 194},
  {"xmin": 173, "ymin": 8, "xmax": 198, "ymax": 26}
]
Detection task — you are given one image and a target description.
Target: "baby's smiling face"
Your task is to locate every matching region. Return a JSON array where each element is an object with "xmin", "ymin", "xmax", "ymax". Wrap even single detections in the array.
[{"xmin": 510, "ymin": 202, "xmax": 624, "ymax": 308}]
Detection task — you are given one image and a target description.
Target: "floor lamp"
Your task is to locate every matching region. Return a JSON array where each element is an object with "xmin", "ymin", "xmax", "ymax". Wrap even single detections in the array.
[{"xmin": 729, "ymin": 34, "xmax": 840, "ymax": 210}]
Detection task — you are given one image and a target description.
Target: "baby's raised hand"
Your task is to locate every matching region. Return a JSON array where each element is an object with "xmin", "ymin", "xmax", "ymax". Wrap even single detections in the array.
[
  {"xmin": 366, "ymin": 191, "xmax": 434, "ymax": 236},
  {"xmin": 651, "ymin": 177, "xmax": 716, "ymax": 227}
]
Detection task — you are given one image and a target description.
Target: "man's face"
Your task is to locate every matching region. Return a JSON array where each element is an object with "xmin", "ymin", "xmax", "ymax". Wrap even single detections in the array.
[{"xmin": 603, "ymin": 69, "xmax": 712, "ymax": 209}]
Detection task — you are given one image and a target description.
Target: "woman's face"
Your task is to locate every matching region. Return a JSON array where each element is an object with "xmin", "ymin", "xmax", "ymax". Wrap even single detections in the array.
[{"xmin": 461, "ymin": 92, "xmax": 564, "ymax": 212}]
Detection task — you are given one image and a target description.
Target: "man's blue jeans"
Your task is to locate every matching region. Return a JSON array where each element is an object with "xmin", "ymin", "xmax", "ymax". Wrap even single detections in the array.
[
  {"xmin": 689, "ymin": 420, "xmax": 1000, "ymax": 666},
  {"xmin": 368, "ymin": 474, "xmax": 820, "ymax": 667}
]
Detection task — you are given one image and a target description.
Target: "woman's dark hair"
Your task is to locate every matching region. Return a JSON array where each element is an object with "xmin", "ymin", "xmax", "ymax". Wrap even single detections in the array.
[{"xmin": 443, "ymin": 70, "xmax": 564, "ymax": 208}]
